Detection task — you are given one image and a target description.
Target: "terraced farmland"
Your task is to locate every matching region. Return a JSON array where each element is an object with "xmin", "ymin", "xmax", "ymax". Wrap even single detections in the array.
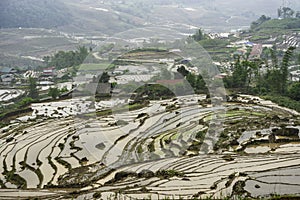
[{"xmin": 0, "ymin": 94, "xmax": 299, "ymax": 199}]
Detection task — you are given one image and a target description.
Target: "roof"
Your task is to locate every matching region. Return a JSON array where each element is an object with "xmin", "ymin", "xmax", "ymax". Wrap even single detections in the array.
[
  {"xmin": 1, "ymin": 74, "xmax": 14, "ymax": 79},
  {"xmin": 250, "ymin": 44, "xmax": 263, "ymax": 58},
  {"xmin": 214, "ymin": 73, "xmax": 228, "ymax": 79},
  {"xmin": 43, "ymin": 66, "xmax": 55, "ymax": 72},
  {"xmin": 0, "ymin": 67, "xmax": 16, "ymax": 73},
  {"xmin": 245, "ymin": 42, "xmax": 254, "ymax": 46},
  {"xmin": 38, "ymin": 81, "xmax": 54, "ymax": 85}
]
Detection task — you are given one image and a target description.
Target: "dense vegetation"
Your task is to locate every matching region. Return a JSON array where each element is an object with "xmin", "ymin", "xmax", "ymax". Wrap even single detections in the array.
[
  {"xmin": 223, "ymin": 45, "xmax": 300, "ymax": 111},
  {"xmin": 188, "ymin": 12, "xmax": 300, "ymax": 112},
  {"xmin": 250, "ymin": 7, "xmax": 300, "ymax": 32},
  {"xmin": 224, "ymin": 46, "xmax": 295, "ymax": 94},
  {"xmin": 28, "ymin": 77, "xmax": 39, "ymax": 99},
  {"xmin": 251, "ymin": 18, "xmax": 300, "ymax": 31},
  {"xmin": 43, "ymin": 46, "xmax": 89, "ymax": 70}
]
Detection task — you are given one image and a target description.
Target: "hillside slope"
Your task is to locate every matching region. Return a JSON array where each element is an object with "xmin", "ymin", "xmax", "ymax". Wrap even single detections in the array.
[
  {"xmin": 2, "ymin": 0, "xmax": 300, "ymax": 34},
  {"xmin": 0, "ymin": 0, "xmax": 72, "ymax": 29}
]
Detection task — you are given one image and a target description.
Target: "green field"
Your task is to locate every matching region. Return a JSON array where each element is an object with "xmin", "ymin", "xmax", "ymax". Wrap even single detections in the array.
[{"xmin": 78, "ymin": 63, "xmax": 113, "ymax": 71}]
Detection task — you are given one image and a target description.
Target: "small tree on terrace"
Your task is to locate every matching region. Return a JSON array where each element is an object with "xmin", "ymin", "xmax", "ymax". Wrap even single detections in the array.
[
  {"xmin": 192, "ymin": 29, "xmax": 206, "ymax": 41},
  {"xmin": 28, "ymin": 77, "xmax": 39, "ymax": 99},
  {"xmin": 48, "ymin": 87, "xmax": 60, "ymax": 99}
]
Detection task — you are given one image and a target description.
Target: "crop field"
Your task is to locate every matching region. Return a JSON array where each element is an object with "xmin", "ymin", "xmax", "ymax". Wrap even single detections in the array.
[
  {"xmin": 0, "ymin": 94, "xmax": 299, "ymax": 199},
  {"xmin": 78, "ymin": 63, "xmax": 113, "ymax": 72},
  {"xmin": 0, "ymin": 90, "xmax": 24, "ymax": 102}
]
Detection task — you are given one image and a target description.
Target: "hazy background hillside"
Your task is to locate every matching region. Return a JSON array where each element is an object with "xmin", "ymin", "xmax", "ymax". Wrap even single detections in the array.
[
  {"xmin": 0, "ymin": 0, "xmax": 71, "ymax": 29},
  {"xmin": 1, "ymin": 0, "xmax": 300, "ymax": 68},
  {"xmin": 1, "ymin": 0, "xmax": 300, "ymax": 34}
]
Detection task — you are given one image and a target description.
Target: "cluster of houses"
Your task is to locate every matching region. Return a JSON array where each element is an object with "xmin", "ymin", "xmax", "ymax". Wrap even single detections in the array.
[
  {"xmin": 228, "ymin": 32, "xmax": 300, "ymax": 61},
  {"xmin": 228, "ymin": 40, "xmax": 266, "ymax": 59},
  {"xmin": 0, "ymin": 66, "xmax": 57, "ymax": 87}
]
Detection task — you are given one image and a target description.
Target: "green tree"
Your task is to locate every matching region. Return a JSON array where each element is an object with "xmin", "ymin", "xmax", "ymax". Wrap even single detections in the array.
[
  {"xmin": 270, "ymin": 47, "xmax": 279, "ymax": 69},
  {"xmin": 257, "ymin": 46, "xmax": 295, "ymax": 95},
  {"xmin": 297, "ymin": 53, "xmax": 300, "ymax": 65},
  {"xmin": 45, "ymin": 46, "xmax": 89, "ymax": 70},
  {"xmin": 99, "ymin": 72, "xmax": 110, "ymax": 83},
  {"xmin": 76, "ymin": 46, "xmax": 89, "ymax": 64},
  {"xmin": 280, "ymin": 46, "xmax": 295, "ymax": 94},
  {"xmin": 186, "ymin": 73, "xmax": 196, "ymax": 88},
  {"xmin": 282, "ymin": 7, "xmax": 295, "ymax": 18},
  {"xmin": 18, "ymin": 97, "xmax": 34, "ymax": 107},
  {"xmin": 230, "ymin": 57, "xmax": 249, "ymax": 89},
  {"xmin": 288, "ymin": 82, "xmax": 300, "ymax": 101},
  {"xmin": 251, "ymin": 15, "xmax": 271, "ymax": 30},
  {"xmin": 177, "ymin": 65, "xmax": 189, "ymax": 77},
  {"xmin": 28, "ymin": 77, "xmax": 39, "ymax": 99},
  {"xmin": 48, "ymin": 87, "xmax": 60, "ymax": 99},
  {"xmin": 192, "ymin": 29, "xmax": 206, "ymax": 41},
  {"xmin": 195, "ymin": 74, "xmax": 208, "ymax": 93},
  {"xmin": 262, "ymin": 69, "xmax": 281, "ymax": 93},
  {"xmin": 43, "ymin": 56, "xmax": 50, "ymax": 64}
]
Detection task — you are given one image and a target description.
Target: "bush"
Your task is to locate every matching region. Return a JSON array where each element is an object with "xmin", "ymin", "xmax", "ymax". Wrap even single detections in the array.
[
  {"xmin": 156, "ymin": 169, "xmax": 184, "ymax": 179},
  {"xmin": 288, "ymin": 82, "xmax": 300, "ymax": 101},
  {"xmin": 195, "ymin": 130, "xmax": 206, "ymax": 141},
  {"xmin": 114, "ymin": 171, "xmax": 137, "ymax": 182},
  {"xmin": 48, "ymin": 87, "xmax": 60, "ymax": 99},
  {"xmin": 93, "ymin": 192, "xmax": 102, "ymax": 198},
  {"xmin": 18, "ymin": 97, "xmax": 34, "ymax": 107},
  {"xmin": 58, "ymin": 143, "xmax": 65, "ymax": 150}
]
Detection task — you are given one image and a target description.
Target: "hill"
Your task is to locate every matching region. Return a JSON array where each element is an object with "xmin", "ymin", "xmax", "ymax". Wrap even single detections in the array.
[
  {"xmin": 2, "ymin": 0, "xmax": 300, "ymax": 34},
  {"xmin": 252, "ymin": 18, "xmax": 300, "ymax": 31},
  {"xmin": 0, "ymin": 0, "xmax": 72, "ymax": 29},
  {"xmin": 242, "ymin": 16, "xmax": 300, "ymax": 43}
]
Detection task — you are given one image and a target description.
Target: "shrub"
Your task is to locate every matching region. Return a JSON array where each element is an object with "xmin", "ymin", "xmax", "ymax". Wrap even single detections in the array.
[
  {"xmin": 195, "ymin": 130, "xmax": 206, "ymax": 141},
  {"xmin": 156, "ymin": 169, "xmax": 184, "ymax": 179},
  {"xmin": 18, "ymin": 97, "xmax": 34, "ymax": 107},
  {"xmin": 288, "ymin": 82, "xmax": 300, "ymax": 101}
]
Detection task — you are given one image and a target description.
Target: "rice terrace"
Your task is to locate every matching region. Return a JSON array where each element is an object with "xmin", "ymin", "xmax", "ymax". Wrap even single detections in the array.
[{"xmin": 1, "ymin": 0, "xmax": 300, "ymax": 200}]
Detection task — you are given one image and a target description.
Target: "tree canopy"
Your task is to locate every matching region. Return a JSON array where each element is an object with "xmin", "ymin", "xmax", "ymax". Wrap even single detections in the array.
[
  {"xmin": 224, "ymin": 46, "xmax": 296, "ymax": 97},
  {"xmin": 44, "ymin": 46, "xmax": 89, "ymax": 70}
]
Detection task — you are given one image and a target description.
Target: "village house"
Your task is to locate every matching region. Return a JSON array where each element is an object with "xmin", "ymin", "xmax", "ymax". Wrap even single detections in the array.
[
  {"xmin": 0, "ymin": 67, "xmax": 17, "ymax": 74},
  {"xmin": 0, "ymin": 67, "xmax": 17, "ymax": 85},
  {"xmin": 249, "ymin": 44, "xmax": 263, "ymax": 59},
  {"xmin": 40, "ymin": 66, "xmax": 56, "ymax": 80},
  {"xmin": 0, "ymin": 74, "xmax": 15, "ymax": 85}
]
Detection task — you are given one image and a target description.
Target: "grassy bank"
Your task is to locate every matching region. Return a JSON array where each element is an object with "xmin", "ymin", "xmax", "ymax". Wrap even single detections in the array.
[{"xmin": 261, "ymin": 95, "xmax": 300, "ymax": 113}]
